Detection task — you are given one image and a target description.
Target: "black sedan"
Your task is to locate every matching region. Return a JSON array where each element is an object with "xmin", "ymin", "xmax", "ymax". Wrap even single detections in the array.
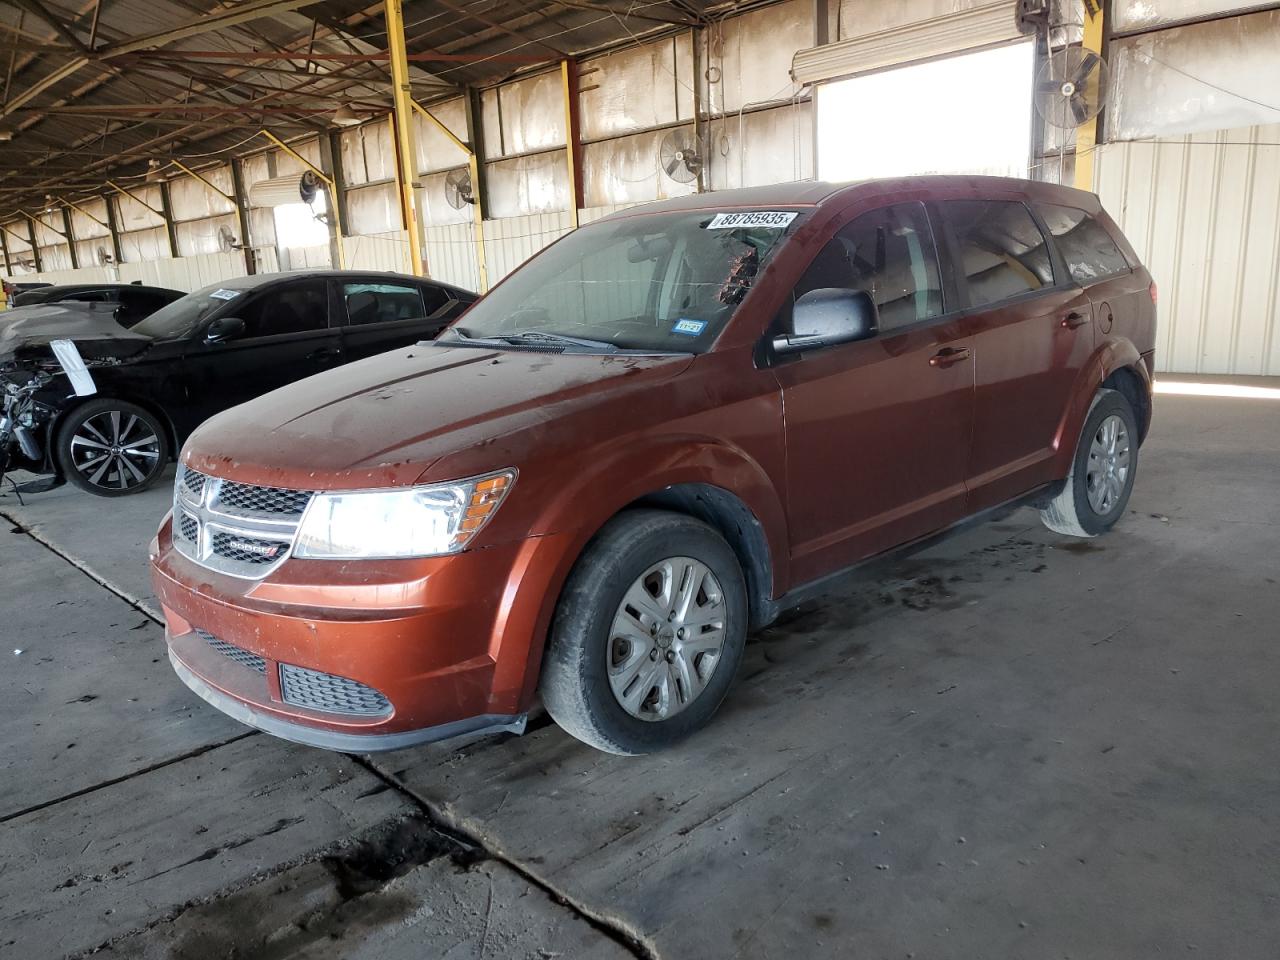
[
  {"xmin": 10, "ymin": 282, "xmax": 184, "ymax": 327},
  {"xmin": 0, "ymin": 270, "xmax": 475, "ymax": 496}
]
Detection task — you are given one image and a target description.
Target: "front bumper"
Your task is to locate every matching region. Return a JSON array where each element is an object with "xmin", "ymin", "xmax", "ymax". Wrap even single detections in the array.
[{"xmin": 150, "ymin": 514, "xmax": 572, "ymax": 751}]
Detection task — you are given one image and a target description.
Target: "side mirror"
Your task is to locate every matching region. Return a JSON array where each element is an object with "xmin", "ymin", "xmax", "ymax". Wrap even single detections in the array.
[
  {"xmin": 204, "ymin": 316, "xmax": 246, "ymax": 344},
  {"xmin": 772, "ymin": 288, "xmax": 878, "ymax": 355}
]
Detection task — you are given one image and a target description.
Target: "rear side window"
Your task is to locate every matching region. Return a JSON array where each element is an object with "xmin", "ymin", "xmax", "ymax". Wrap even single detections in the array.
[
  {"xmin": 1035, "ymin": 203, "xmax": 1130, "ymax": 285},
  {"xmin": 945, "ymin": 200, "xmax": 1054, "ymax": 308},
  {"xmin": 342, "ymin": 282, "xmax": 428, "ymax": 326},
  {"xmin": 792, "ymin": 202, "xmax": 943, "ymax": 331}
]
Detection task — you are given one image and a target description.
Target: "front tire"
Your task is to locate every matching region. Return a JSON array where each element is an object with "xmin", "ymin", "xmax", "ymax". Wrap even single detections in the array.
[
  {"xmin": 540, "ymin": 509, "xmax": 748, "ymax": 755},
  {"xmin": 56, "ymin": 399, "xmax": 169, "ymax": 497},
  {"xmin": 1040, "ymin": 388, "xmax": 1138, "ymax": 537}
]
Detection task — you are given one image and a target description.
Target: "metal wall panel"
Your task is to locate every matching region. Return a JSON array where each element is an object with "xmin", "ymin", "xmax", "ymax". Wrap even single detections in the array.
[
  {"xmin": 68, "ymin": 199, "xmax": 110, "ymax": 239},
  {"xmin": 414, "ymin": 97, "xmax": 469, "ymax": 174},
  {"xmin": 74, "ymin": 239, "xmax": 114, "ymax": 268},
  {"xmin": 492, "ymin": 71, "xmax": 566, "ymax": 158},
  {"xmin": 36, "ymin": 245, "xmax": 72, "ymax": 272},
  {"xmin": 347, "ymin": 231, "xmax": 412, "ymax": 274},
  {"xmin": 703, "ymin": 0, "xmax": 810, "ymax": 114},
  {"xmin": 273, "ymin": 138, "xmax": 322, "ymax": 177},
  {"xmin": 174, "ymin": 213, "xmax": 240, "ymax": 258},
  {"xmin": 116, "ymin": 251, "xmax": 250, "ymax": 290},
  {"xmin": 346, "ymin": 182, "xmax": 400, "ymax": 235},
  {"xmin": 420, "ymin": 170, "xmax": 475, "ymax": 227},
  {"xmin": 482, "ymin": 211, "xmax": 573, "ymax": 285},
  {"xmin": 169, "ymin": 165, "xmax": 235, "ymax": 220},
  {"xmin": 1113, "ymin": 0, "xmax": 1271, "ymax": 32},
  {"xmin": 1094, "ymin": 123, "xmax": 1280, "ymax": 375},
  {"xmin": 485, "ymin": 153, "xmax": 570, "ymax": 220},
  {"xmin": 706, "ymin": 101, "xmax": 813, "ymax": 191},
  {"xmin": 113, "ymin": 185, "xmax": 165, "ymax": 231},
  {"xmin": 581, "ymin": 127, "xmax": 699, "ymax": 207},
  {"xmin": 1109, "ymin": 11, "xmax": 1280, "ymax": 140},
  {"xmin": 580, "ymin": 35, "xmax": 693, "ymax": 141},
  {"xmin": 424, "ymin": 221, "xmax": 482, "ymax": 292},
  {"xmin": 118, "ymin": 226, "xmax": 170, "ymax": 262}
]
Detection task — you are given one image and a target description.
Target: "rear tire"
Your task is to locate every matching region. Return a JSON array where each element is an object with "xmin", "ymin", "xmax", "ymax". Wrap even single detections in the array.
[
  {"xmin": 540, "ymin": 509, "xmax": 748, "ymax": 755},
  {"xmin": 1040, "ymin": 388, "xmax": 1138, "ymax": 538},
  {"xmin": 57, "ymin": 399, "xmax": 169, "ymax": 497}
]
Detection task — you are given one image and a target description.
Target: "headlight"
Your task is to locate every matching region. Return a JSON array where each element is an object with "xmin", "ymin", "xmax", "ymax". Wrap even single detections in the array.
[{"xmin": 293, "ymin": 470, "xmax": 516, "ymax": 559}]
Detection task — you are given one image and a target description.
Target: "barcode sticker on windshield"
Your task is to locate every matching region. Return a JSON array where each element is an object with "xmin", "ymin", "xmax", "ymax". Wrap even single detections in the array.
[
  {"xmin": 209, "ymin": 288, "xmax": 240, "ymax": 301},
  {"xmin": 705, "ymin": 211, "xmax": 797, "ymax": 230}
]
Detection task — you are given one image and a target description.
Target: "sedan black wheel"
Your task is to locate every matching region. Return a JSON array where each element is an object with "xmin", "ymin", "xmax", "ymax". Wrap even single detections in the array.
[{"xmin": 57, "ymin": 399, "xmax": 169, "ymax": 496}]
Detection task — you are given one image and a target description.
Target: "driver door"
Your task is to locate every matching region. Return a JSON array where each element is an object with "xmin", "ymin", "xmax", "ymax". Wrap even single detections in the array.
[
  {"xmin": 772, "ymin": 202, "xmax": 976, "ymax": 585},
  {"xmin": 180, "ymin": 278, "xmax": 340, "ymax": 427}
]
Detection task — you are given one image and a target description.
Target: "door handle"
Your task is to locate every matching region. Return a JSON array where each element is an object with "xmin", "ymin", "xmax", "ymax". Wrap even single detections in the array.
[
  {"xmin": 1061, "ymin": 311, "xmax": 1090, "ymax": 329},
  {"xmin": 929, "ymin": 346, "xmax": 971, "ymax": 368},
  {"xmin": 307, "ymin": 347, "xmax": 342, "ymax": 362}
]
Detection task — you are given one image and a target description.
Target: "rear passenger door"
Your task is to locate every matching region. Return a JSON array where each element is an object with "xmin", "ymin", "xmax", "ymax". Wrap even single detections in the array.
[
  {"xmin": 940, "ymin": 198, "xmax": 1097, "ymax": 512},
  {"xmin": 181, "ymin": 278, "xmax": 340, "ymax": 424},
  {"xmin": 335, "ymin": 279, "xmax": 456, "ymax": 362}
]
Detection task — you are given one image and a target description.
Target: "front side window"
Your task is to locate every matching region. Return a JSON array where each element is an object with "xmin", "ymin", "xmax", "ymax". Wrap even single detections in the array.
[
  {"xmin": 62, "ymin": 290, "xmax": 111, "ymax": 303},
  {"xmin": 1035, "ymin": 203, "xmax": 1130, "ymax": 285},
  {"xmin": 442, "ymin": 209, "xmax": 801, "ymax": 353},
  {"xmin": 945, "ymin": 200, "xmax": 1054, "ymax": 308},
  {"xmin": 236, "ymin": 280, "xmax": 329, "ymax": 338},
  {"xmin": 343, "ymin": 282, "xmax": 428, "ymax": 325},
  {"xmin": 790, "ymin": 202, "xmax": 943, "ymax": 332}
]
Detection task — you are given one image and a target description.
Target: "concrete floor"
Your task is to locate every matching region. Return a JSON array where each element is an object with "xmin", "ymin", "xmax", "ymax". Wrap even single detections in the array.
[{"xmin": 2, "ymin": 392, "xmax": 1278, "ymax": 960}]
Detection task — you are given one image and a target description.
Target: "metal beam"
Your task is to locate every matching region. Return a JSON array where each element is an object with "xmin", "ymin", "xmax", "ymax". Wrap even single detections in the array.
[
  {"xmin": 386, "ymin": 0, "xmax": 425, "ymax": 277},
  {"xmin": 16, "ymin": 0, "xmax": 92, "ymax": 56},
  {"xmin": 26, "ymin": 215, "xmax": 42, "ymax": 273},
  {"xmin": 434, "ymin": 0, "xmax": 567, "ymax": 58},
  {"xmin": 107, "ymin": 180, "xmax": 165, "ymax": 219},
  {"xmin": 158, "ymin": 179, "xmax": 180, "ymax": 258},
  {"xmin": 561, "ymin": 60, "xmax": 584, "ymax": 227},
  {"xmin": 61, "ymin": 204, "xmax": 79, "ymax": 269},
  {"xmin": 115, "ymin": 49, "xmax": 547, "ymax": 64},
  {"xmin": 104, "ymin": 191, "xmax": 123, "ymax": 265},
  {"xmin": 98, "ymin": 0, "xmax": 326, "ymax": 59},
  {"xmin": 0, "ymin": 230, "xmax": 11, "ymax": 276},
  {"xmin": 463, "ymin": 88, "xmax": 488, "ymax": 292},
  {"xmin": 59, "ymin": 196, "xmax": 110, "ymax": 229},
  {"xmin": 229, "ymin": 157, "xmax": 256, "ymax": 275}
]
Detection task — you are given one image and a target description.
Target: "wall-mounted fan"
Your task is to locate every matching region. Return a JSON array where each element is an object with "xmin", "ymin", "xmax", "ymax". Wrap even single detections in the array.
[
  {"xmin": 299, "ymin": 170, "xmax": 321, "ymax": 204},
  {"xmin": 444, "ymin": 167, "xmax": 476, "ymax": 210},
  {"xmin": 217, "ymin": 225, "xmax": 241, "ymax": 252},
  {"xmin": 658, "ymin": 129, "xmax": 704, "ymax": 184},
  {"xmin": 1035, "ymin": 46, "xmax": 1109, "ymax": 128},
  {"xmin": 95, "ymin": 245, "xmax": 114, "ymax": 266}
]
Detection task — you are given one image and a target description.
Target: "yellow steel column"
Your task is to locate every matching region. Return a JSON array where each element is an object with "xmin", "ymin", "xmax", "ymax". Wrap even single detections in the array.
[
  {"xmin": 1074, "ymin": 2, "xmax": 1105, "ymax": 191},
  {"xmin": 385, "ymin": 0, "xmax": 426, "ymax": 276}
]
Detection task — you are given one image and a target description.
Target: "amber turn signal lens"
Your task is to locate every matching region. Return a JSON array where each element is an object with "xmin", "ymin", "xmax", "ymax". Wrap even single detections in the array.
[{"xmin": 450, "ymin": 471, "xmax": 515, "ymax": 549}]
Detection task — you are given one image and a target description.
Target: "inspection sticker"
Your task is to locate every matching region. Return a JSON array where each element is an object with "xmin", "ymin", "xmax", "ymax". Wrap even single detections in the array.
[
  {"xmin": 705, "ymin": 211, "xmax": 797, "ymax": 230},
  {"xmin": 209, "ymin": 288, "xmax": 241, "ymax": 301},
  {"xmin": 672, "ymin": 318, "xmax": 707, "ymax": 336}
]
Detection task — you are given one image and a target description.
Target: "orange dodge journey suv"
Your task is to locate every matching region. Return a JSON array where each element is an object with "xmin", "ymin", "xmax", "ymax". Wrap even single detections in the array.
[{"xmin": 151, "ymin": 177, "xmax": 1156, "ymax": 755}]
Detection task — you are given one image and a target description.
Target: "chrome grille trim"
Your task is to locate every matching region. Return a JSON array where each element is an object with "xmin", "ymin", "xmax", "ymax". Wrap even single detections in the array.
[
  {"xmin": 279, "ymin": 663, "xmax": 393, "ymax": 717},
  {"xmin": 173, "ymin": 465, "xmax": 315, "ymax": 579},
  {"xmin": 195, "ymin": 628, "xmax": 267, "ymax": 675}
]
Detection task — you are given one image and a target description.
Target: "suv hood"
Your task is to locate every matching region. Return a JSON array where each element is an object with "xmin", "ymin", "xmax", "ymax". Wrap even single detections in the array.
[
  {"xmin": 0, "ymin": 302, "xmax": 151, "ymax": 364},
  {"xmin": 186, "ymin": 344, "xmax": 694, "ymax": 488}
]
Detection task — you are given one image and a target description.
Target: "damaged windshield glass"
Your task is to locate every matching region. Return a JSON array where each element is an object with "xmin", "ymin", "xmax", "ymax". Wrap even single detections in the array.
[
  {"xmin": 439, "ymin": 209, "xmax": 802, "ymax": 354},
  {"xmin": 131, "ymin": 283, "xmax": 244, "ymax": 340}
]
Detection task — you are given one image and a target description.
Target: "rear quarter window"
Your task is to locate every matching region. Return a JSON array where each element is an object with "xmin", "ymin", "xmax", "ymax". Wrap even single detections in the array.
[
  {"xmin": 944, "ymin": 199, "xmax": 1054, "ymax": 308},
  {"xmin": 1035, "ymin": 203, "xmax": 1131, "ymax": 285}
]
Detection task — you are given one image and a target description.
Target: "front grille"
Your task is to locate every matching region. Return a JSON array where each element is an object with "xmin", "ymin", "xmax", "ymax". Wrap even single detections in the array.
[
  {"xmin": 177, "ymin": 509, "xmax": 198, "ymax": 544},
  {"xmin": 279, "ymin": 664, "xmax": 392, "ymax": 717},
  {"xmin": 217, "ymin": 481, "xmax": 313, "ymax": 517},
  {"xmin": 173, "ymin": 466, "xmax": 314, "ymax": 579},
  {"xmin": 195, "ymin": 628, "xmax": 267, "ymax": 675}
]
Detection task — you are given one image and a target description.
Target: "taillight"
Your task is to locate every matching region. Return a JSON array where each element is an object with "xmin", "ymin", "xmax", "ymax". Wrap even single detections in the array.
[{"xmin": 1149, "ymin": 281, "xmax": 1158, "ymax": 305}]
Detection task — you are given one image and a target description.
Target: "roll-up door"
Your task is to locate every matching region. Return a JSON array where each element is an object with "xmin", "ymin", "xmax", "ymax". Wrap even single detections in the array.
[
  {"xmin": 248, "ymin": 174, "xmax": 312, "ymax": 208},
  {"xmin": 792, "ymin": 0, "xmax": 1023, "ymax": 84}
]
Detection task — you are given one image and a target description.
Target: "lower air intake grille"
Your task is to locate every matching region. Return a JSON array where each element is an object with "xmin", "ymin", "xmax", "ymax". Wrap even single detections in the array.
[
  {"xmin": 279, "ymin": 664, "xmax": 392, "ymax": 717},
  {"xmin": 177, "ymin": 510, "xmax": 198, "ymax": 544},
  {"xmin": 195, "ymin": 628, "xmax": 266, "ymax": 675}
]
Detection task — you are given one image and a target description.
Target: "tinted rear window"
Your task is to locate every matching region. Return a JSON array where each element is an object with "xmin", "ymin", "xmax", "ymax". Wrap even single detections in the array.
[
  {"xmin": 1035, "ymin": 203, "xmax": 1130, "ymax": 285},
  {"xmin": 945, "ymin": 200, "xmax": 1054, "ymax": 308}
]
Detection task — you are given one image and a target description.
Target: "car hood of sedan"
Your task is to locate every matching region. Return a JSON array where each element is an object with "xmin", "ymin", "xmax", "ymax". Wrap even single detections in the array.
[
  {"xmin": 0, "ymin": 302, "xmax": 150, "ymax": 363},
  {"xmin": 185, "ymin": 343, "xmax": 694, "ymax": 488}
]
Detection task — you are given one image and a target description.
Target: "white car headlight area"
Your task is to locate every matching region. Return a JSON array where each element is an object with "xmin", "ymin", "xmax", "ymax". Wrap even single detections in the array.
[{"xmin": 293, "ymin": 470, "xmax": 516, "ymax": 559}]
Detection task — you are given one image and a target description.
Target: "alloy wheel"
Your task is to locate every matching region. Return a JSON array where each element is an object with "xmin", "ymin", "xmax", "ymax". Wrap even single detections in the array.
[
  {"xmin": 607, "ymin": 557, "xmax": 728, "ymax": 722},
  {"xmin": 1085, "ymin": 413, "xmax": 1130, "ymax": 515},
  {"xmin": 69, "ymin": 409, "xmax": 162, "ymax": 491}
]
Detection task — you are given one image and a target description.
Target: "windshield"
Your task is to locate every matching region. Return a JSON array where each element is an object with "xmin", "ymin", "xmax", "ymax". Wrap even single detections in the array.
[
  {"xmin": 131, "ymin": 282, "xmax": 244, "ymax": 339},
  {"xmin": 442, "ymin": 209, "xmax": 802, "ymax": 353}
]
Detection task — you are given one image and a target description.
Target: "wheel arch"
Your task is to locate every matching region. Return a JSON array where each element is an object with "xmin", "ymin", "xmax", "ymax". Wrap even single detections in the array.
[{"xmin": 1053, "ymin": 337, "xmax": 1151, "ymax": 476}]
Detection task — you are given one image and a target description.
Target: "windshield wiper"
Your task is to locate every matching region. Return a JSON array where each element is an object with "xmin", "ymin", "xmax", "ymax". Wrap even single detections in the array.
[{"xmin": 444, "ymin": 328, "xmax": 618, "ymax": 353}]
